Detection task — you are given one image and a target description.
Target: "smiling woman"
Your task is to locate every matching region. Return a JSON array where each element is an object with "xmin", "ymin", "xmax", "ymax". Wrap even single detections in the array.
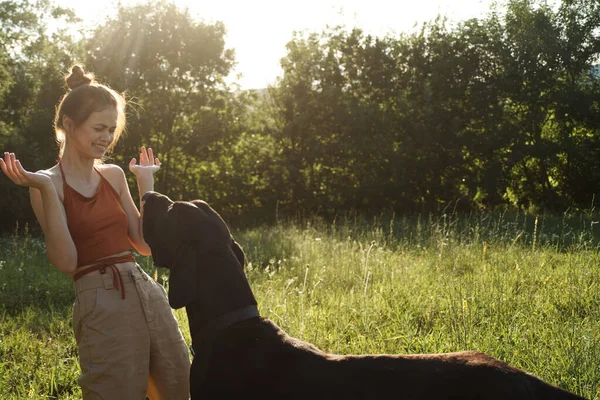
[
  {"xmin": 53, "ymin": 65, "xmax": 125, "ymax": 163},
  {"xmin": 0, "ymin": 63, "xmax": 191, "ymax": 399}
]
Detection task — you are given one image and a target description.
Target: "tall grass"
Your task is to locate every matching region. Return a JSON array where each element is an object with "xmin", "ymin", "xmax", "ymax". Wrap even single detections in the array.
[{"xmin": 1, "ymin": 210, "xmax": 599, "ymax": 399}]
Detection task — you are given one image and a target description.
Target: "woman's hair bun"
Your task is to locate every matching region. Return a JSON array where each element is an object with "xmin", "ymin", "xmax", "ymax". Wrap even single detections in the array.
[{"xmin": 65, "ymin": 64, "xmax": 94, "ymax": 90}]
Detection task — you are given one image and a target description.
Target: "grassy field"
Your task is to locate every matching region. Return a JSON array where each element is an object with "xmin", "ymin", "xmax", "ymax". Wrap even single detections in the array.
[{"xmin": 1, "ymin": 210, "xmax": 599, "ymax": 399}]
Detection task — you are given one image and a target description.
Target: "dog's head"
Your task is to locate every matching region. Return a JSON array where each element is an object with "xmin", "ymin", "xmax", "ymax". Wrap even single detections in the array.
[{"xmin": 142, "ymin": 191, "xmax": 233, "ymax": 309}]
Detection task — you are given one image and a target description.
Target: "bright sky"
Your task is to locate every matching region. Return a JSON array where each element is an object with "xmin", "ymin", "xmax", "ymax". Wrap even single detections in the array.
[{"xmin": 59, "ymin": 0, "xmax": 496, "ymax": 89}]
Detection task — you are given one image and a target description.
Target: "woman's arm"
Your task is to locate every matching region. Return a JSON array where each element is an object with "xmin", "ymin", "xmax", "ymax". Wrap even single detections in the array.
[
  {"xmin": 118, "ymin": 146, "xmax": 160, "ymax": 256},
  {"xmin": 1, "ymin": 152, "xmax": 77, "ymax": 274},
  {"xmin": 30, "ymin": 183, "xmax": 78, "ymax": 274},
  {"xmin": 115, "ymin": 164, "xmax": 153, "ymax": 256}
]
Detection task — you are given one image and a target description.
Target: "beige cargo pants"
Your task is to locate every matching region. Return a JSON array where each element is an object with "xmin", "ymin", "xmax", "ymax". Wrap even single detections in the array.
[{"xmin": 72, "ymin": 262, "xmax": 191, "ymax": 399}]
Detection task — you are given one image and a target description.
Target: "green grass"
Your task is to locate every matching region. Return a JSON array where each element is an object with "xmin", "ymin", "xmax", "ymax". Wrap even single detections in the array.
[{"xmin": 1, "ymin": 211, "xmax": 599, "ymax": 399}]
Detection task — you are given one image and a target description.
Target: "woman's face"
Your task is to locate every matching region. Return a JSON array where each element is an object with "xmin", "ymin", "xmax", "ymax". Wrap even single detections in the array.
[{"xmin": 65, "ymin": 107, "xmax": 118, "ymax": 159}]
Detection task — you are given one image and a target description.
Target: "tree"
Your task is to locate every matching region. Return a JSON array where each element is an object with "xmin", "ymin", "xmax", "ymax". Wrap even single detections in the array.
[
  {"xmin": 0, "ymin": 0, "xmax": 82, "ymax": 232},
  {"xmin": 553, "ymin": 0, "xmax": 600, "ymax": 208},
  {"xmin": 85, "ymin": 1, "xmax": 238, "ymax": 202}
]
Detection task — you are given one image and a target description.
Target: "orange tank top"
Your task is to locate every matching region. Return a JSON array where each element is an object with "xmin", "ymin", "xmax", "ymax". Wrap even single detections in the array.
[{"xmin": 59, "ymin": 163, "xmax": 133, "ymax": 267}]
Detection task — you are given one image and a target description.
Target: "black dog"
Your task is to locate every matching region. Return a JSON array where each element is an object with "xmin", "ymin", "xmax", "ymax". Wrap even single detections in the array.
[{"xmin": 141, "ymin": 191, "xmax": 587, "ymax": 400}]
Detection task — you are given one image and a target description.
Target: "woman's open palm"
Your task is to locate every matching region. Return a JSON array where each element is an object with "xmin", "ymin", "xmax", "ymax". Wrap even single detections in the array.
[
  {"xmin": 129, "ymin": 146, "xmax": 160, "ymax": 178},
  {"xmin": 0, "ymin": 152, "xmax": 51, "ymax": 189}
]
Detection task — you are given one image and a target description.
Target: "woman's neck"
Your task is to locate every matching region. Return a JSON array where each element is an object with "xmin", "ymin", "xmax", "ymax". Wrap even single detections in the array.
[{"xmin": 59, "ymin": 150, "xmax": 97, "ymax": 182}]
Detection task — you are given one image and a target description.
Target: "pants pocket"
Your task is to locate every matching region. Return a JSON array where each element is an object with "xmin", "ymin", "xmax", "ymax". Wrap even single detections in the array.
[{"xmin": 73, "ymin": 288, "xmax": 99, "ymax": 344}]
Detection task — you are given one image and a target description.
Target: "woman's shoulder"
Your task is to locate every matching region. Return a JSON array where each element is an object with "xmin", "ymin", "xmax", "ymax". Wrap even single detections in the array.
[
  {"xmin": 97, "ymin": 163, "xmax": 125, "ymax": 176},
  {"xmin": 43, "ymin": 164, "xmax": 63, "ymax": 185},
  {"xmin": 32, "ymin": 164, "xmax": 64, "ymax": 199},
  {"xmin": 97, "ymin": 163, "xmax": 127, "ymax": 193},
  {"xmin": 43, "ymin": 164, "xmax": 61, "ymax": 175}
]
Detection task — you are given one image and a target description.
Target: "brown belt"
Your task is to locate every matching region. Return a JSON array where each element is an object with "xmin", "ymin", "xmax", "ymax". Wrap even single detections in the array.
[{"xmin": 73, "ymin": 253, "xmax": 136, "ymax": 299}]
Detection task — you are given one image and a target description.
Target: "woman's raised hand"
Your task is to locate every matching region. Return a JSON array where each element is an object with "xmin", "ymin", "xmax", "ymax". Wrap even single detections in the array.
[
  {"xmin": 129, "ymin": 146, "xmax": 160, "ymax": 178},
  {"xmin": 0, "ymin": 152, "xmax": 52, "ymax": 189}
]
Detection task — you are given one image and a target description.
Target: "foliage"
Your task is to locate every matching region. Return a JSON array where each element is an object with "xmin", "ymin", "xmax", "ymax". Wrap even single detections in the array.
[
  {"xmin": 243, "ymin": 0, "xmax": 600, "ymax": 217},
  {"xmin": 1, "ymin": 0, "xmax": 600, "ymax": 232},
  {"xmin": 84, "ymin": 1, "xmax": 241, "ymax": 204},
  {"xmin": 0, "ymin": 0, "xmax": 83, "ymax": 231}
]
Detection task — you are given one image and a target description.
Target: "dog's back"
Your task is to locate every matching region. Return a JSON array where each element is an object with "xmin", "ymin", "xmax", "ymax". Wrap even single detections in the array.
[{"xmin": 195, "ymin": 318, "xmax": 586, "ymax": 400}]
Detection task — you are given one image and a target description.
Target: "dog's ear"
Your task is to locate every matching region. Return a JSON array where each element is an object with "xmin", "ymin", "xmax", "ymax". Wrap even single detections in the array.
[
  {"xmin": 141, "ymin": 193, "xmax": 158, "ymax": 246},
  {"xmin": 142, "ymin": 192, "xmax": 174, "ymax": 269},
  {"xmin": 232, "ymin": 238, "xmax": 245, "ymax": 267},
  {"xmin": 167, "ymin": 244, "xmax": 197, "ymax": 309}
]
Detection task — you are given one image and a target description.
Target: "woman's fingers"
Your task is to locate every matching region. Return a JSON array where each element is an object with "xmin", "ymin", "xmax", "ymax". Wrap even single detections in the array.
[
  {"xmin": 1, "ymin": 153, "xmax": 25, "ymax": 185},
  {"xmin": 148, "ymin": 148, "xmax": 159, "ymax": 167},
  {"xmin": 147, "ymin": 147, "xmax": 154, "ymax": 165},
  {"xmin": 12, "ymin": 159, "xmax": 24, "ymax": 179},
  {"xmin": 14, "ymin": 160, "xmax": 29, "ymax": 180},
  {"xmin": 12, "ymin": 154, "xmax": 21, "ymax": 177},
  {"xmin": 130, "ymin": 147, "xmax": 159, "ymax": 173},
  {"xmin": 11, "ymin": 153, "xmax": 19, "ymax": 176},
  {"xmin": 3, "ymin": 152, "xmax": 14, "ymax": 176},
  {"xmin": 10, "ymin": 156, "xmax": 27, "ymax": 184},
  {"xmin": 140, "ymin": 146, "xmax": 148, "ymax": 165},
  {"xmin": 6, "ymin": 153, "xmax": 18, "ymax": 179},
  {"xmin": 0, "ymin": 154, "xmax": 12, "ymax": 178},
  {"xmin": 137, "ymin": 146, "xmax": 159, "ymax": 167},
  {"xmin": 0, "ymin": 157, "xmax": 7, "ymax": 176}
]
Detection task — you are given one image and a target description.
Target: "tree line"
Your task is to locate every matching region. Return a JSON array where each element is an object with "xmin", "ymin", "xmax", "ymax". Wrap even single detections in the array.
[{"xmin": 1, "ymin": 0, "xmax": 599, "ymax": 233}]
